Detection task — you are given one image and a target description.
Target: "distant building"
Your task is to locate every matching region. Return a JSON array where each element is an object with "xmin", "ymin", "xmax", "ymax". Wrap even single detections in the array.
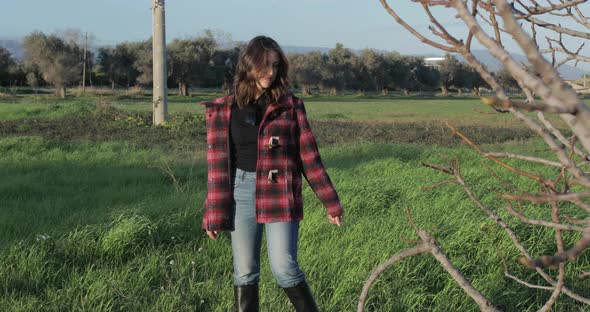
[{"xmin": 423, "ymin": 57, "xmax": 445, "ymax": 69}]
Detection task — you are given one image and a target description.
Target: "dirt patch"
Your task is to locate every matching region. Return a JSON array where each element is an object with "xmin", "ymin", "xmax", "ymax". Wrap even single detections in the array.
[
  {"xmin": 0, "ymin": 108, "xmax": 534, "ymax": 150},
  {"xmin": 0, "ymin": 107, "xmax": 206, "ymax": 151},
  {"xmin": 310, "ymin": 120, "xmax": 535, "ymax": 147}
]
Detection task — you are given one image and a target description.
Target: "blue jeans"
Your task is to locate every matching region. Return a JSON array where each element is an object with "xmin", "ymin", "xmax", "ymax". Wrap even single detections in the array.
[{"xmin": 230, "ymin": 168, "xmax": 306, "ymax": 288}]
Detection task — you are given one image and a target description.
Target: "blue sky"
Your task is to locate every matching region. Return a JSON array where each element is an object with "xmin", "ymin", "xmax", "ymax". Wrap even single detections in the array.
[
  {"xmin": 1, "ymin": 0, "xmax": 588, "ymax": 67},
  {"xmin": 1, "ymin": 0, "xmax": 478, "ymax": 55}
]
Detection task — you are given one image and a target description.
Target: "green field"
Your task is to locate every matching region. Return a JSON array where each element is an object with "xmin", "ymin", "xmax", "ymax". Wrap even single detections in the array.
[{"xmin": 0, "ymin": 93, "xmax": 588, "ymax": 311}]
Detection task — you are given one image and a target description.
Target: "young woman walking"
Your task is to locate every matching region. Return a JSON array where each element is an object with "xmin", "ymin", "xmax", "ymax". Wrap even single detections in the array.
[{"xmin": 201, "ymin": 35, "xmax": 343, "ymax": 312}]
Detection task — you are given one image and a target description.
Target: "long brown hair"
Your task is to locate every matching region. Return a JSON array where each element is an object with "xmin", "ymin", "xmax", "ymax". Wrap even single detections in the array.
[{"xmin": 233, "ymin": 36, "xmax": 289, "ymax": 108}]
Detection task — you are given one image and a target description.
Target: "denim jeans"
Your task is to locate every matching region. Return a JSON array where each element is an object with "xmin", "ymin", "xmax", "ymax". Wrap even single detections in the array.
[{"xmin": 230, "ymin": 168, "xmax": 306, "ymax": 288}]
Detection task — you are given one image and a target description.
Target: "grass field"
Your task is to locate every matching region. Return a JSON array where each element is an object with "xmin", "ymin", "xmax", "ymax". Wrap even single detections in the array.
[
  {"xmin": 0, "ymin": 92, "xmax": 540, "ymax": 124},
  {"xmin": 0, "ymin": 92, "xmax": 588, "ymax": 311}
]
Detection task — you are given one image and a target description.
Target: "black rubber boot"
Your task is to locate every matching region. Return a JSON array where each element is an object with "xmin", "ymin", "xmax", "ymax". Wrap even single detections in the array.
[
  {"xmin": 234, "ymin": 283, "xmax": 259, "ymax": 312},
  {"xmin": 283, "ymin": 280, "xmax": 319, "ymax": 312}
]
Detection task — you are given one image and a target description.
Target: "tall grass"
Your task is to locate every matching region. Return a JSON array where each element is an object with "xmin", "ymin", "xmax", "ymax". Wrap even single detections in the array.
[{"xmin": 1, "ymin": 135, "xmax": 588, "ymax": 311}]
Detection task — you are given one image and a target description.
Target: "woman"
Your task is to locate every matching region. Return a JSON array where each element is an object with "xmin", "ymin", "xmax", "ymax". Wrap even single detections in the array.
[{"xmin": 201, "ymin": 36, "xmax": 343, "ymax": 312}]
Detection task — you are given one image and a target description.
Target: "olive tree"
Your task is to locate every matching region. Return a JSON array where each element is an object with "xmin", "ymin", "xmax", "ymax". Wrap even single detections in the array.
[
  {"xmin": 323, "ymin": 43, "xmax": 356, "ymax": 95},
  {"xmin": 23, "ymin": 31, "xmax": 82, "ymax": 97},
  {"xmin": 168, "ymin": 33, "xmax": 217, "ymax": 96},
  {"xmin": 132, "ymin": 40, "xmax": 154, "ymax": 87},
  {"xmin": 96, "ymin": 42, "xmax": 140, "ymax": 90},
  {"xmin": 0, "ymin": 47, "xmax": 15, "ymax": 86},
  {"xmin": 289, "ymin": 51, "xmax": 325, "ymax": 95}
]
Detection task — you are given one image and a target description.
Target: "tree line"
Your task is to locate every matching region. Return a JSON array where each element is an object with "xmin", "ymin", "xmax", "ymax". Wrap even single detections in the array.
[{"xmin": 0, "ymin": 30, "xmax": 522, "ymax": 97}]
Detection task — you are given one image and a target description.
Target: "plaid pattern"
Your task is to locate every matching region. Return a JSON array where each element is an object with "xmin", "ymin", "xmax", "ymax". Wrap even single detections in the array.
[{"xmin": 201, "ymin": 93, "xmax": 343, "ymax": 231}]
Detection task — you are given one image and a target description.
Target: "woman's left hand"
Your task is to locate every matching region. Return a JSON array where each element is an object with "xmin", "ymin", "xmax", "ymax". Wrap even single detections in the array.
[{"xmin": 327, "ymin": 214, "xmax": 342, "ymax": 226}]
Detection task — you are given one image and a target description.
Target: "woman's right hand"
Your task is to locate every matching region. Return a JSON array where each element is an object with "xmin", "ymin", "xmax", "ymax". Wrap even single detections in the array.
[
  {"xmin": 206, "ymin": 230, "xmax": 219, "ymax": 240},
  {"xmin": 328, "ymin": 214, "xmax": 343, "ymax": 226}
]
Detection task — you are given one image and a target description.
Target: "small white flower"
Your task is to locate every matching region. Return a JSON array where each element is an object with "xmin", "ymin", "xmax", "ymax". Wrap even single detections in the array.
[
  {"xmin": 191, "ymin": 261, "xmax": 196, "ymax": 265},
  {"xmin": 160, "ymin": 286, "xmax": 164, "ymax": 291},
  {"xmin": 169, "ymin": 260, "xmax": 175, "ymax": 265},
  {"xmin": 171, "ymin": 236, "xmax": 175, "ymax": 240},
  {"xmin": 198, "ymin": 247, "xmax": 203, "ymax": 252}
]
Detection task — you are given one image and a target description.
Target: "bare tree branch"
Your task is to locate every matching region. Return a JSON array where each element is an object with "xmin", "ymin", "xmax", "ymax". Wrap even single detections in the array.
[
  {"xmin": 357, "ymin": 244, "xmax": 431, "ymax": 311},
  {"xmin": 494, "ymin": 0, "xmax": 590, "ymax": 154},
  {"xmin": 514, "ymin": 0, "xmax": 586, "ymax": 16},
  {"xmin": 504, "ymin": 272, "xmax": 555, "ymax": 290},
  {"xmin": 520, "ymin": 220, "xmax": 590, "ymax": 268},
  {"xmin": 501, "ymin": 192, "xmax": 590, "ymax": 204},
  {"xmin": 379, "ymin": 0, "xmax": 458, "ymax": 52},
  {"xmin": 537, "ymin": 200, "xmax": 566, "ymax": 311},
  {"xmin": 358, "ymin": 208, "xmax": 500, "ymax": 312},
  {"xmin": 536, "ymin": 112, "xmax": 590, "ymax": 162},
  {"xmin": 421, "ymin": 158, "xmax": 590, "ymax": 304},
  {"xmin": 502, "ymin": 201, "xmax": 587, "ymax": 232},
  {"xmin": 376, "ymin": 0, "xmax": 590, "ymax": 308},
  {"xmin": 483, "ymin": 152, "xmax": 563, "ymax": 167},
  {"xmin": 481, "ymin": 95, "xmax": 577, "ymax": 113},
  {"xmin": 512, "ymin": 5, "xmax": 590, "ymax": 40}
]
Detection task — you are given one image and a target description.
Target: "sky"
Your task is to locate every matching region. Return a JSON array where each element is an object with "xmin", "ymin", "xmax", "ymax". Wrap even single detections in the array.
[
  {"xmin": 1, "ymin": 0, "xmax": 588, "ymax": 67},
  {"xmin": 0, "ymin": 0, "xmax": 499, "ymax": 54}
]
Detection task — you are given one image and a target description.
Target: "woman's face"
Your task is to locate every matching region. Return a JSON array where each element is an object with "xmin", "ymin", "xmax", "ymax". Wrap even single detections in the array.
[{"xmin": 255, "ymin": 50, "xmax": 280, "ymax": 93}]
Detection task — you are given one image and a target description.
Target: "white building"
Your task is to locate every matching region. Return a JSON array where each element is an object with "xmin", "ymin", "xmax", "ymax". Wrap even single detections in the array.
[{"xmin": 423, "ymin": 57, "xmax": 445, "ymax": 69}]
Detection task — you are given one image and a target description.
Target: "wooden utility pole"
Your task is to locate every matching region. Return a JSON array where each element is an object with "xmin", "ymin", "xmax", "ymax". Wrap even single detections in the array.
[
  {"xmin": 152, "ymin": 0, "xmax": 168, "ymax": 125},
  {"xmin": 82, "ymin": 32, "xmax": 87, "ymax": 92}
]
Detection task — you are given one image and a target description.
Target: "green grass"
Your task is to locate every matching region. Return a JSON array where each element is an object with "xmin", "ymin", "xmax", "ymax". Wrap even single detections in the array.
[
  {"xmin": 0, "ymin": 100, "xmax": 94, "ymax": 121},
  {"xmin": 0, "ymin": 93, "xmax": 216, "ymax": 121},
  {"xmin": 0, "ymin": 93, "xmax": 566, "ymax": 127},
  {"xmin": 304, "ymin": 96, "xmax": 512, "ymax": 125},
  {"xmin": 111, "ymin": 95, "xmax": 519, "ymax": 126},
  {"xmin": 0, "ymin": 93, "xmax": 588, "ymax": 311},
  {"xmin": 0, "ymin": 134, "xmax": 588, "ymax": 311}
]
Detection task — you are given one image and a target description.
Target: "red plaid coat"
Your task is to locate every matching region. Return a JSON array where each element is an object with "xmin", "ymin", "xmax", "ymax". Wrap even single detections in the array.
[{"xmin": 201, "ymin": 93, "xmax": 343, "ymax": 231}]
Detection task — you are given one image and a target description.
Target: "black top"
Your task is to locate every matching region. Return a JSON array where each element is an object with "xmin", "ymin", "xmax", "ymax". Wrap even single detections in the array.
[{"xmin": 230, "ymin": 99, "xmax": 268, "ymax": 172}]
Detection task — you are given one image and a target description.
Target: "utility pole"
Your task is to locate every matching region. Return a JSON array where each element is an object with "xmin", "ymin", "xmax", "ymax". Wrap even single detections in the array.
[
  {"xmin": 82, "ymin": 32, "xmax": 87, "ymax": 92},
  {"xmin": 152, "ymin": 0, "xmax": 168, "ymax": 125}
]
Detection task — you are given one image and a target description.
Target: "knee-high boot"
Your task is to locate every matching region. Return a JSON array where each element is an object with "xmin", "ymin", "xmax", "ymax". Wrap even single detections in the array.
[
  {"xmin": 234, "ymin": 283, "xmax": 259, "ymax": 312},
  {"xmin": 283, "ymin": 280, "xmax": 319, "ymax": 312}
]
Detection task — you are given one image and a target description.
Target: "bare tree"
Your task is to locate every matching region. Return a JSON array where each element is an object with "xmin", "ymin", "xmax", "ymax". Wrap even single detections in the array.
[{"xmin": 360, "ymin": 1, "xmax": 590, "ymax": 311}]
